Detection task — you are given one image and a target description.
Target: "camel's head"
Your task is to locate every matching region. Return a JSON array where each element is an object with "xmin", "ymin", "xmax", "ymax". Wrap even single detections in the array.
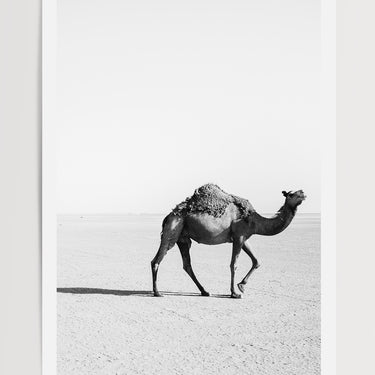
[{"xmin": 282, "ymin": 190, "xmax": 306, "ymax": 208}]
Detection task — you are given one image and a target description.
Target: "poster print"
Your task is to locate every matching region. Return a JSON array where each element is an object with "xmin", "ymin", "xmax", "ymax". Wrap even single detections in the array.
[{"xmin": 50, "ymin": 1, "xmax": 329, "ymax": 374}]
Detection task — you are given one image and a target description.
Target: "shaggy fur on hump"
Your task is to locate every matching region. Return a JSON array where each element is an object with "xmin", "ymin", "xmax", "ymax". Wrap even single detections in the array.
[{"xmin": 172, "ymin": 184, "xmax": 255, "ymax": 218}]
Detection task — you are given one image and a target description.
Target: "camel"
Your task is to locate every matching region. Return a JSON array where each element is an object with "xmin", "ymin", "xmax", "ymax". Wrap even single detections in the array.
[{"xmin": 151, "ymin": 184, "xmax": 306, "ymax": 298}]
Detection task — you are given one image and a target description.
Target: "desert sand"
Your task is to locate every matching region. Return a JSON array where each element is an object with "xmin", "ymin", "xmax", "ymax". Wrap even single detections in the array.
[{"xmin": 57, "ymin": 214, "xmax": 320, "ymax": 375}]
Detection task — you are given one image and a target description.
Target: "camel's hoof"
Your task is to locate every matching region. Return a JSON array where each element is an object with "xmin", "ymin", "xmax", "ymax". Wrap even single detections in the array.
[
  {"xmin": 231, "ymin": 292, "xmax": 242, "ymax": 299},
  {"xmin": 237, "ymin": 283, "xmax": 245, "ymax": 294},
  {"xmin": 153, "ymin": 292, "xmax": 163, "ymax": 297},
  {"xmin": 201, "ymin": 291, "xmax": 210, "ymax": 297}
]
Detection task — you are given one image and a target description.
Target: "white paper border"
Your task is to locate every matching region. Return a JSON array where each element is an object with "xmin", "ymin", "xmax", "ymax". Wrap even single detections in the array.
[
  {"xmin": 42, "ymin": 1, "xmax": 336, "ymax": 374},
  {"xmin": 42, "ymin": 0, "xmax": 57, "ymax": 373},
  {"xmin": 321, "ymin": 0, "xmax": 336, "ymax": 373}
]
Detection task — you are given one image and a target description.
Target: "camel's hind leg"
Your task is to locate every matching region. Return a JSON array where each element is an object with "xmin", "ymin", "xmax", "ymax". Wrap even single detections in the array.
[
  {"xmin": 151, "ymin": 214, "xmax": 184, "ymax": 297},
  {"xmin": 177, "ymin": 238, "xmax": 210, "ymax": 297},
  {"xmin": 237, "ymin": 241, "xmax": 260, "ymax": 293},
  {"xmin": 230, "ymin": 240, "xmax": 243, "ymax": 299}
]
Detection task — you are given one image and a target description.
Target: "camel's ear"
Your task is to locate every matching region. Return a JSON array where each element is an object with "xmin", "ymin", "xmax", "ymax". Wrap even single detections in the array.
[{"xmin": 282, "ymin": 191, "xmax": 288, "ymax": 197}]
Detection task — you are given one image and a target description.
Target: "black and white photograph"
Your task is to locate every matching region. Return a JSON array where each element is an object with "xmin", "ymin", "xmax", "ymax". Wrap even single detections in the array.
[{"xmin": 56, "ymin": 1, "xmax": 322, "ymax": 374}]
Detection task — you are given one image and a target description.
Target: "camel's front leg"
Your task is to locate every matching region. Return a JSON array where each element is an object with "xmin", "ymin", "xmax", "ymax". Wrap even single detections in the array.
[
  {"xmin": 230, "ymin": 240, "xmax": 243, "ymax": 299},
  {"xmin": 237, "ymin": 241, "xmax": 260, "ymax": 293}
]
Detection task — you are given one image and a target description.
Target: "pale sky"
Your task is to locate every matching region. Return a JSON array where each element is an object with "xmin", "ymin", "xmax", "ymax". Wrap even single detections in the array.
[{"xmin": 57, "ymin": 0, "xmax": 321, "ymax": 214}]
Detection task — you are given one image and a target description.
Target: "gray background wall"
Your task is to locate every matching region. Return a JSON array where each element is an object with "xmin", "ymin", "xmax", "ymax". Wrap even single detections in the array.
[
  {"xmin": 0, "ymin": 1, "xmax": 41, "ymax": 373},
  {"xmin": 0, "ymin": 0, "xmax": 374, "ymax": 374},
  {"xmin": 337, "ymin": 1, "xmax": 375, "ymax": 374}
]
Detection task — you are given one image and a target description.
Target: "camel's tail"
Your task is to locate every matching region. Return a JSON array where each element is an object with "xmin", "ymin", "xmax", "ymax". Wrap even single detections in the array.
[{"xmin": 160, "ymin": 214, "xmax": 169, "ymax": 237}]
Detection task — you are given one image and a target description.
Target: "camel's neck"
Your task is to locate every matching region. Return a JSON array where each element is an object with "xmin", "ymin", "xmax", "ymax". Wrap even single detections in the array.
[{"xmin": 253, "ymin": 205, "xmax": 296, "ymax": 236}]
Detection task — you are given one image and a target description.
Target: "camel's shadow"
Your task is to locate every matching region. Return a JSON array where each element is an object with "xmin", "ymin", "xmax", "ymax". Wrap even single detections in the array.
[{"xmin": 57, "ymin": 287, "xmax": 231, "ymax": 298}]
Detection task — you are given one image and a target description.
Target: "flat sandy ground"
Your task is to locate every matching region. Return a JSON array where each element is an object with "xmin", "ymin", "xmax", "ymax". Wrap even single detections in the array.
[{"xmin": 57, "ymin": 214, "xmax": 320, "ymax": 375}]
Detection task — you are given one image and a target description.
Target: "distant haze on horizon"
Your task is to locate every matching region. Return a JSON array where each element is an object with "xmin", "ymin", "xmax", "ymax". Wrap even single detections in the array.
[{"xmin": 57, "ymin": 0, "xmax": 321, "ymax": 215}]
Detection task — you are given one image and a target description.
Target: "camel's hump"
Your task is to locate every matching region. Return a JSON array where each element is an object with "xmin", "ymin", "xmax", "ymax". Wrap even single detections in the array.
[{"xmin": 172, "ymin": 183, "xmax": 255, "ymax": 218}]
